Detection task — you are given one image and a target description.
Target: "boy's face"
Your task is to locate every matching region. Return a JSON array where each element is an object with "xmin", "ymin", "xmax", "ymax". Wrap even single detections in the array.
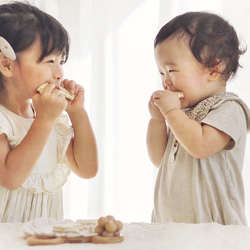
[{"xmin": 154, "ymin": 35, "xmax": 221, "ymax": 108}]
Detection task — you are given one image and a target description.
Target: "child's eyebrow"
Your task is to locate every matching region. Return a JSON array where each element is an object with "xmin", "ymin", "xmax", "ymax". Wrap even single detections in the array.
[{"xmin": 163, "ymin": 61, "xmax": 177, "ymax": 66}]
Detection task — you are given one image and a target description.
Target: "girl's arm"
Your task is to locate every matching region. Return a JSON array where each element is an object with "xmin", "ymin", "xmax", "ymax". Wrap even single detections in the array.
[
  {"xmin": 63, "ymin": 80, "xmax": 98, "ymax": 179},
  {"xmin": 0, "ymin": 84, "xmax": 68, "ymax": 190},
  {"xmin": 66, "ymin": 108, "xmax": 98, "ymax": 178},
  {"xmin": 0, "ymin": 118, "xmax": 56, "ymax": 190}
]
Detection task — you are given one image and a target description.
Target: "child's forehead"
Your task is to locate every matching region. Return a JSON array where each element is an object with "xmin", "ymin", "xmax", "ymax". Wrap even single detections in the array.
[
  {"xmin": 17, "ymin": 37, "xmax": 63, "ymax": 58},
  {"xmin": 154, "ymin": 36, "xmax": 197, "ymax": 67},
  {"xmin": 155, "ymin": 35, "xmax": 189, "ymax": 54},
  {"xmin": 31, "ymin": 36, "xmax": 67, "ymax": 59}
]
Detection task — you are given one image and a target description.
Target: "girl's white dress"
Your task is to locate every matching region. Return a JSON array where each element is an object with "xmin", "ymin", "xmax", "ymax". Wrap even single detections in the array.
[{"xmin": 0, "ymin": 104, "xmax": 73, "ymax": 222}]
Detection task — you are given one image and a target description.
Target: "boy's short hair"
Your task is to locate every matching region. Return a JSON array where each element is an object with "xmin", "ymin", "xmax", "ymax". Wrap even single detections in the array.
[
  {"xmin": 0, "ymin": 1, "xmax": 69, "ymax": 62},
  {"xmin": 154, "ymin": 12, "xmax": 246, "ymax": 81}
]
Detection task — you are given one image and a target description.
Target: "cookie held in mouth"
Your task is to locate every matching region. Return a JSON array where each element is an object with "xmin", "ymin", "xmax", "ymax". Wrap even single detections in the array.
[
  {"xmin": 173, "ymin": 91, "xmax": 184, "ymax": 99},
  {"xmin": 37, "ymin": 83, "xmax": 75, "ymax": 100}
]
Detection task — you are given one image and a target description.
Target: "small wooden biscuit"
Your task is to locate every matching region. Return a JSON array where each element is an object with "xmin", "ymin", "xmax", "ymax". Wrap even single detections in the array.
[{"xmin": 53, "ymin": 222, "xmax": 83, "ymax": 233}]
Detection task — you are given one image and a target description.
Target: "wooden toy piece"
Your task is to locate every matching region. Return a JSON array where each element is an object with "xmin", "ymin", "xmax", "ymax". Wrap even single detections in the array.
[
  {"xmin": 26, "ymin": 235, "xmax": 92, "ymax": 246},
  {"xmin": 91, "ymin": 235, "xmax": 124, "ymax": 244}
]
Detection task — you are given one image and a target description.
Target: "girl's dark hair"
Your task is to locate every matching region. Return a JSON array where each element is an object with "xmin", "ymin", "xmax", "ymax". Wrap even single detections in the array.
[
  {"xmin": 154, "ymin": 12, "xmax": 246, "ymax": 81},
  {"xmin": 0, "ymin": 1, "xmax": 69, "ymax": 62}
]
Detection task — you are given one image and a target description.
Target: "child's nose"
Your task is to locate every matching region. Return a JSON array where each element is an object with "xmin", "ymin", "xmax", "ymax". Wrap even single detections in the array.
[
  {"xmin": 162, "ymin": 76, "xmax": 172, "ymax": 90},
  {"xmin": 53, "ymin": 65, "xmax": 63, "ymax": 81}
]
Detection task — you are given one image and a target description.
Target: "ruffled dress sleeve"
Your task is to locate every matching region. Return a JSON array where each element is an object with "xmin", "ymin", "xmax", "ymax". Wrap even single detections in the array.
[{"xmin": 0, "ymin": 109, "xmax": 22, "ymax": 149}]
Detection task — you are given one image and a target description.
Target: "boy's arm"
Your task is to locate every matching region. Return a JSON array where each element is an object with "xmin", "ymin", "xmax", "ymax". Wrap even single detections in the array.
[
  {"xmin": 146, "ymin": 118, "xmax": 167, "ymax": 167},
  {"xmin": 165, "ymin": 109, "xmax": 231, "ymax": 159},
  {"xmin": 66, "ymin": 108, "xmax": 98, "ymax": 179},
  {"xmin": 146, "ymin": 97, "xmax": 168, "ymax": 168}
]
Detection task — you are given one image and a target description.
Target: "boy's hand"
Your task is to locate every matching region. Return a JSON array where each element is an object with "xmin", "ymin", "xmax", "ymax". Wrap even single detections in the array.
[
  {"xmin": 152, "ymin": 90, "xmax": 181, "ymax": 118},
  {"xmin": 148, "ymin": 94, "xmax": 165, "ymax": 121}
]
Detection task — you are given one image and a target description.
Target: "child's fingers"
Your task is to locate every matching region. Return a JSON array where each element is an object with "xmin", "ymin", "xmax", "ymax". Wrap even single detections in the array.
[
  {"xmin": 61, "ymin": 79, "xmax": 77, "ymax": 94},
  {"xmin": 150, "ymin": 91, "xmax": 161, "ymax": 104},
  {"xmin": 151, "ymin": 90, "xmax": 166, "ymax": 101},
  {"xmin": 37, "ymin": 83, "xmax": 55, "ymax": 95}
]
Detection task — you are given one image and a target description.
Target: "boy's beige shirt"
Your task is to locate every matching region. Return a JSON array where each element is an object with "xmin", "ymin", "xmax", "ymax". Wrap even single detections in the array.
[{"xmin": 152, "ymin": 100, "xmax": 250, "ymax": 225}]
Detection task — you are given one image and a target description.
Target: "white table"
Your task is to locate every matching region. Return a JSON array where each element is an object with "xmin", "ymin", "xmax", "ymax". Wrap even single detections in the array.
[{"xmin": 1, "ymin": 221, "xmax": 250, "ymax": 250}]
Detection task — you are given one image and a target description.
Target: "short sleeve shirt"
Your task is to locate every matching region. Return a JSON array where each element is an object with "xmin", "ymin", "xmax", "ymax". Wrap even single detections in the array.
[{"xmin": 152, "ymin": 100, "xmax": 248, "ymax": 225}]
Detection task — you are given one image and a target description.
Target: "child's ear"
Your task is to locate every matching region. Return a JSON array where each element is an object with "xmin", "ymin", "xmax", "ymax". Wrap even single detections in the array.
[
  {"xmin": 0, "ymin": 52, "xmax": 14, "ymax": 77},
  {"xmin": 208, "ymin": 62, "xmax": 223, "ymax": 81}
]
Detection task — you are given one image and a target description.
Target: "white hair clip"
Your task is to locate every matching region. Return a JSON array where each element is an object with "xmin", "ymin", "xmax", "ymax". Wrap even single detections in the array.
[{"xmin": 0, "ymin": 36, "xmax": 16, "ymax": 60}]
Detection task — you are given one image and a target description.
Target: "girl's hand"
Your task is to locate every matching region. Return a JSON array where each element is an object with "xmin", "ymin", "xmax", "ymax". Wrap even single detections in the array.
[
  {"xmin": 152, "ymin": 90, "xmax": 181, "ymax": 118},
  {"xmin": 32, "ymin": 83, "xmax": 67, "ymax": 122},
  {"xmin": 61, "ymin": 79, "xmax": 85, "ymax": 113}
]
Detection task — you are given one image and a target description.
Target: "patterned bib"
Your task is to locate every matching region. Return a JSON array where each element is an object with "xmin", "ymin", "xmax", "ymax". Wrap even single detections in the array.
[{"xmin": 185, "ymin": 92, "xmax": 239, "ymax": 123}]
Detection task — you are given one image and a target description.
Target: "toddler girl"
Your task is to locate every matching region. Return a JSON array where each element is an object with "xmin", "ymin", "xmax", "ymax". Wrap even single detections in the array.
[{"xmin": 0, "ymin": 2, "xmax": 98, "ymax": 222}]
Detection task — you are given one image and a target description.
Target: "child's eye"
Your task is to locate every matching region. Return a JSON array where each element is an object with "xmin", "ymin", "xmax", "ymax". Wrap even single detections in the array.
[
  {"xmin": 169, "ymin": 69, "xmax": 175, "ymax": 73},
  {"xmin": 47, "ymin": 60, "xmax": 54, "ymax": 64},
  {"xmin": 60, "ymin": 60, "xmax": 66, "ymax": 65}
]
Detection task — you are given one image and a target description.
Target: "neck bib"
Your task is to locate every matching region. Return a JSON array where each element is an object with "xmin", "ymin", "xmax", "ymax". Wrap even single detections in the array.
[{"xmin": 184, "ymin": 92, "xmax": 239, "ymax": 123}]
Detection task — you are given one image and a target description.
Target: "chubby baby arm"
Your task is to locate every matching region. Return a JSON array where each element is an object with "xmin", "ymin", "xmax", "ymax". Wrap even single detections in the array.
[
  {"xmin": 152, "ymin": 90, "xmax": 231, "ymax": 159},
  {"xmin": 146, "ymin": 93, "xmax": 168, "ymax": 167},
  {"xmin": 165, "ymin": 109, "xmax": 231, "ymax": 159}
]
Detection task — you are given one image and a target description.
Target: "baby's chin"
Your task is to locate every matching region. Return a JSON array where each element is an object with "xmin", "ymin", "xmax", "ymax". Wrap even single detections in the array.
[
  {"xmin": 182, "ymin": 100, "xmax": 200, "ymax": 110},
  {"xmin": 180, "ymin": 100, "xmax": 193, "ymax": 110}
]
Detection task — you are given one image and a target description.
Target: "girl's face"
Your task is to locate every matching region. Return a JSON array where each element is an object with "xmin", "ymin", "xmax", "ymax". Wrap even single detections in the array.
[
  {"xmin": 12, "ymin": 38, "xmax": 65, "ymax": 99},
  {"xmin": 154, "ymin": 35, "xmax": 223, "ymax": 108}
]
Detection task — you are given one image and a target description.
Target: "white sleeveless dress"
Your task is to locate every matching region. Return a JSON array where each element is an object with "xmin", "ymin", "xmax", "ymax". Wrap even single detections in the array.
[{"xmin": 0, "ymin": 104, "xmax": 73, "ymax": 222}]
